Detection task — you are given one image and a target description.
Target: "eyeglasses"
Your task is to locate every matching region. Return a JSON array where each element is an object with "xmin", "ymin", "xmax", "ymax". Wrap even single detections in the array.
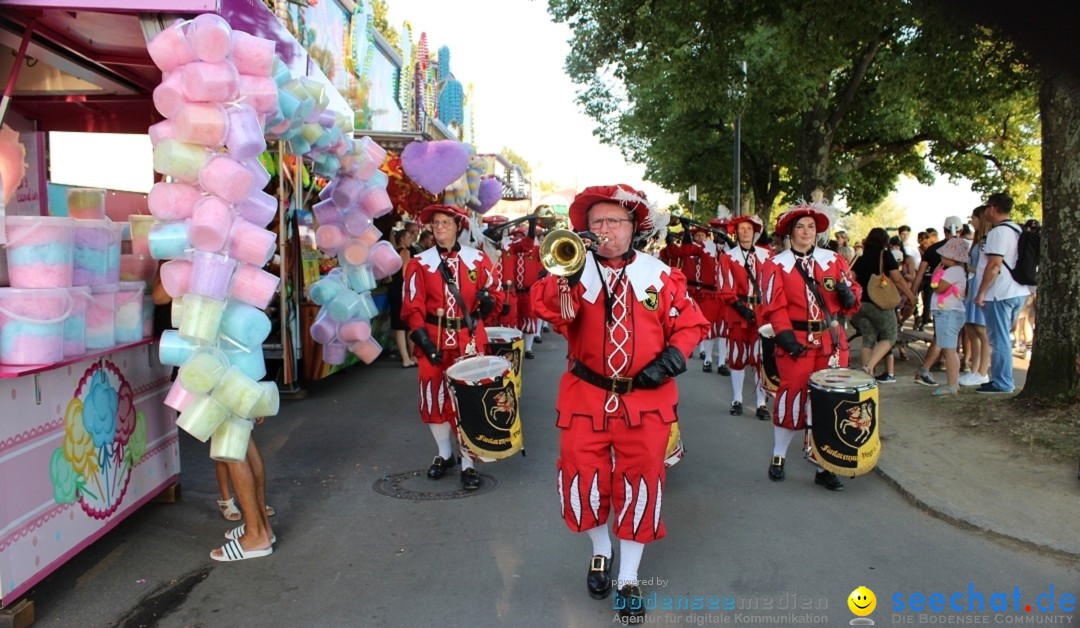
[
  {"xmin": 430, "ymin": 220, "xmax": 457, "ymax": 228},
  {"xmin": 588, "ymin": 217, "xmax": 633, "ymax": 229}
]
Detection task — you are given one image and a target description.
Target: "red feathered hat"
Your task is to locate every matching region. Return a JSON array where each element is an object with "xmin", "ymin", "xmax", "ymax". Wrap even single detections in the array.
[
  {"xmin": 483, "ymin": 215, "xmax": 508, "ymax": 226},
  {"xmin": 728, "ymin": 215, "xmax": 763, "ymax": 234},
  {"xmin": 774, "ymin": 203, "xmax": 831, "ymax": 237},
  {"xmin": 419, "ymin": 204, "xmax": 469, "ymax": 226},
  {"xmin": 568, "ymin": 184, "xmax": 655, "ymax": 233}
]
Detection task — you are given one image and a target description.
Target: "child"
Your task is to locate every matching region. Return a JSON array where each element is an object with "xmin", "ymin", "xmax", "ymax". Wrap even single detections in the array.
[{"xmin": 930, "ymin": 238, "xmax": 971, "ymax": 396}]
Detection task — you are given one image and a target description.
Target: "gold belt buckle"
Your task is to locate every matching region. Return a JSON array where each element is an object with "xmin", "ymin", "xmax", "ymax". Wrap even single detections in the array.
[
  {"xmin": 611, "ymin": 376, "xmax": 633, "ymax": 394},
  {"xmin": 808, "ymin": 320, "xmax": 824, "ymax": 333}
]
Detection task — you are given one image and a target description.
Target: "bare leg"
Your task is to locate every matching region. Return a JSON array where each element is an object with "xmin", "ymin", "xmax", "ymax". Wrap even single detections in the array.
[
  {"xmin": 943, "ymin": 348, "xmax": 960, "ymax": 388},
  {"xmin": 211, "ymin": 442, "xmax": 272, "ymax": 556},
  {"xmin": 395, "ymin": 330, "xmax": 415, "ymax": 367},
  {"xmin": 246, "ymin": 438, "xmax": 271, "ymax": 520},
  {"xmin": 865, "ymin": 340, "xmax": 894, "ymax": 375},
  {"xmin": 215, "ymin": 461, "xmax": 232, "ymax": 501}
]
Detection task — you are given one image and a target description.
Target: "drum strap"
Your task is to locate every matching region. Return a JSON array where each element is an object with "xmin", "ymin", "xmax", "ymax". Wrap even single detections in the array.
[
  {"xmin": 792, "ymin": 259, "xmax": 841, "ymax": 356},
  {"xmin": 437, "ymin": 257, "xmax": 477, "ymax": 339}
]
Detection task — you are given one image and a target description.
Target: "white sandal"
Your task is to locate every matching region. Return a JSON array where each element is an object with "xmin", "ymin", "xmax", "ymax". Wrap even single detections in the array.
[
  {"xmin": 210, "ymin": 539, "xmax": 272, "ymax": 562},
  {"xmin": 225, "ymin": 524, "xmax": 276, "ymax": 544},
  {"xmin": 217, "ymin": 498, "xmax": 241, "ymax": 522}
]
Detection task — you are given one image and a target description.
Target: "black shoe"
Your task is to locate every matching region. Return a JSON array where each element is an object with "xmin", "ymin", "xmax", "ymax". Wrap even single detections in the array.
[
  {"xmin": 702, "ymin": 361, "xmax": 712, "ymax": 373},
  {"xmin": 524, "ymin": 350, "xmax": 535, "ymax": 359},
  {"xmin": 814, "ymin": 470, "xmax": 845, "ymax": 491},
  {"xmin": 615, "ymin": 584, "xmax": 646, "ymax": 620},
  {"xmin": 768, "ymin": 456, "xmax": 785, "ymax": 481},
  {"xmin": 729, "ymin": 401, "xmax": 743, "ymax": 415},
  {"xmin": 717, "ymin": 364, "xmax": 731, "ymax": 376},
  {"xmin": 756, "ymin": 405, "xmax": 770, "ymax": 421},
  {"xmin": 461, "ymin": 468, "xmax": 481, "ymax": 491},
  {"xmin": 427, "ymin": 455, "xmax": 456, "ymax": 479},
  {"xmin": 533, "ymin": 335, "xmax": 543, "ymax": 344},
  {"xmin": 586, "ymin": 555, "xmax": 613, "ymax": 599}
]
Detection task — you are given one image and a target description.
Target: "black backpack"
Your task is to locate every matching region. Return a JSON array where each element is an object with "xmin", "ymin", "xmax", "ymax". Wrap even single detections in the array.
[{"xmin": 997, "ymin": 222, "xmax": 1039, "ymax": 286}]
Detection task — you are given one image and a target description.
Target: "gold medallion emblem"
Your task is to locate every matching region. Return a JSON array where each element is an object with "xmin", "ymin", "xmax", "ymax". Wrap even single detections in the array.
[
  {"xmin": 823, "ymin": 277, "xmax": 836, "ymax": 291},
  {"xmin": 643, "ymin": 288, "xmax": 659, "ymax": 311},
  {"xmin": 468, "ymin": 269, "xmax": 478, "ymax": 283}
]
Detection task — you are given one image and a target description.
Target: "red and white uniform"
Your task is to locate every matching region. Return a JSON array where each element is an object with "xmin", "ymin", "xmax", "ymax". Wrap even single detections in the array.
[
  {"xmin": 658, "ymin": 241, "xmax": 683, "ymax": 270},
  {"xmin": 402, "ymin": 244, "xmax": 502, "ymax": 424},
  {"xmin": 505, "ymin": 234, "xmax": 542, "ymax": 334},
  {"xmin": 758, "ymin": 247, "xmax": 861, "ymax": 430},
  {"xmin": 532, "ymin": 252, "xmax": 709, "ymax": 543},
  {"xmin": 718, "ymin": 244, "xmax": 772, "ymax": 368},
  {"xmin": 670, "ymin": 238, "xmax": 723, "ymax": 336}
]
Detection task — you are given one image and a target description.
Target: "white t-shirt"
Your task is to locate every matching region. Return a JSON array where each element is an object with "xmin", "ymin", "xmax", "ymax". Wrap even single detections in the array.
[
  {"xmin": 981, "ymin": 221, "xmax": 1031, "ymax": 301},
  {"xmin": 936, "ymin": 265, "xmax": 967, "ymax": 311},
  {"xmin": 904, "ymin": 242, "xmax": 921, "ymax": 269}
]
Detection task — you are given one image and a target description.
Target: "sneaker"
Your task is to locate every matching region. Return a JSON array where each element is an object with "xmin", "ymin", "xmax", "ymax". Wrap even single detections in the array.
[
  {"xmin": 914, "ymin": 370, "xmax": 937, "ymax": 386},
  {"xmin": 975, "ymin": 383, "xmax": 1015, "ymax": 394},
  {"xmin": 875, "ymin": 373, "xmax": 896, "ymax": 384},
  {"xmin": 958, "ymin": 372, "xmax": 988, "ymax": 387},
  {"xmin": 1023, "ymin": 349, "xmax": 1031, "ymax": 361},
  {"xmin": 932, "ymin": 385, "xmax": 958, "ymax": 397}
]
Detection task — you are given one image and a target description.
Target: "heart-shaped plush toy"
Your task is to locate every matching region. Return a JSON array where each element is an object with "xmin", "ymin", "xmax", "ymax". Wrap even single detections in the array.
[
  {"xmin": 401, "ymin": 140, "xmax": 470, "ymax": 195},
  {"xmin": 477, "ymin": 177, "xmax": 502, "ymax": 214}
]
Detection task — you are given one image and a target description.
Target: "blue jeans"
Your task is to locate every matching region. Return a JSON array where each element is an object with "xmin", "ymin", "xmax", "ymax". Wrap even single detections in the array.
[{"xmin": 982, "ymin": 296, "xmax": 1026, "ymax": 391}]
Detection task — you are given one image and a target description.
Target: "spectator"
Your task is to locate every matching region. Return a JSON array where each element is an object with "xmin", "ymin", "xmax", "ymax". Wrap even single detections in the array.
[
  {"xmin": 851, "ymin": 228, "xmax": 917, "ymax": 382},
  {"xmin": 889, "ymin": 235, "xmax": 917, "ymax": 362},
  {"xmin": 930, "ymin": 237, "xmax": 972, "ymax": 396},
  {"xmin": 389, "ymin": 227, "xmax": 417, "ymax": 368},
  {"xmin": 416, "ymin": 230, "xmax": 435, "ymax": 251},
  {"xmin": 1014, "ymin": 219, "xmax": 1040, "ymax": 361},
  {"xmin": 960, "ymin": 206, "xmax": 991, "ymax": 387},
  {"xmin": 911, "ymin": 216, "xmax": 964, "ymax": 385},
  {"xmin": 973, "ymin": 193, "xmax": 1030, "ymax": 394},
  {"xmin": 835, "ymin": 230, "xmax": 855, "ymax": 264}
]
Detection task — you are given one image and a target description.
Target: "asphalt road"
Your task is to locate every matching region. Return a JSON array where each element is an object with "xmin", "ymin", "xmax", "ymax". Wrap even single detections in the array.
[{"xmin": 25, "ymin": 332, "xmax": 1078, "ymax": 627}]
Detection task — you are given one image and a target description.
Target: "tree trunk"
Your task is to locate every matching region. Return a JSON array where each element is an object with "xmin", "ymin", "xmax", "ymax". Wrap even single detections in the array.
[
  {"xmin": 798, "ymin": 107, "xmax": 833, "ymax": 200},
  {"xmin": 1020, "ymin": 66, "xmax": 1080, "ymax": 401}
]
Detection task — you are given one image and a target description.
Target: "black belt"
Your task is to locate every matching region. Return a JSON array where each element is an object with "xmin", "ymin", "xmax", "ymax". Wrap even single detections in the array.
[
  {"xmin": 515, "ymin": 287, "xmax": 531, "ymax": 293},
  {"xmin": 737, "ymin": 294, "xmax": 761, "ymax": 305},
  {"xmin": 570, "ymin": 360, "xmax": 634, "ymax": 395},
  {"xmin": 688, "ymin": 281, "xmax": 717, "ymax": 291},
  {"xmin": 791, "ymin": 320, "xmax": 827, "ymax": 333},
  {"xmin": 425, "ymin": 313, "xmax": 465, "ymax": 330}
]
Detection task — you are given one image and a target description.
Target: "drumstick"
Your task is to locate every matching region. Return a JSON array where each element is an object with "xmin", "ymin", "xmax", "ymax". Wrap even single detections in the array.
[{"xmin": 436, "ymin": 307, "xmax": 445, "ymax": 348}]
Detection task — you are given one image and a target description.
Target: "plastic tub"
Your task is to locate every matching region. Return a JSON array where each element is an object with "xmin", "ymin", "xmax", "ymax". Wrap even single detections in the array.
[
  {"xmin": 338, "ymin": 319, "xmax": 371, "ymax": 343},
  {"xmin": 250, "ymin": 381, "xmax": 279, "ymax": 417},
  {"xmin": 159, "ymin": 258, "xmax": 193, "ymax": 298},
  {"xmin": 178, "ymin": 346, "xmax": 228, "ymax": 394},
  {"xmin": 0, "ymin": 287, "xmax": 73, "ymax": 365},
  {"xmin": 4, "ymin": 216, "xmax": 75, "ymax": 288},
  {"xmin": 322, "ymin": 340, "xmax": 346, "ymax": 365},
  {"xmin": 224, "ymin": 104, "xmax": 266, "ymax": 161},
  {"xmin": 173, "ymin": 102, "xmax": 229, "ymax": 147},
  {"xmin": 159, "ymin": 329, "xmax": 197, "ymax": 366},
  {"xmin": 345, "ymin": 264, "xmax": 376, "ymax": 293},
  {"xmin": 226, "ymin": 218, "xmax": 275, "ymax": 267},
  {"xmin": 164, "ymin": 378, "xmax": 196, "ymax": 412},
  {"xmin": 106, "ymin": 222, "xmax": 121, "ymax": 283},
  {"xmin": 339, "ymin": 239, "xmax": 369, "ymax": 266},
  {"xmin": 171, "ymin": 295, "xmax": 184, "ymax": 327},
  {"xmin": 120, "ymin": 254, "xmax": 158, "ymax": 283},
  {"xmin": 115, "ymin": 282, "xmax": 145, "ymax": 343},
  {"xmin": 210, "ymin": 415, "xmax": 254, "ymax": 462},
  {"xmin": 228, "ymin": 264, "xmax": 279, "ymax": 309},
  {"xmin": 187, "ymin": 13, "xmax": 232, "ymax": 62},
  {"xmin": 235, "ymin": 190, "xmax": 277, "ymax": 227},
  {"xmin": 146, "ymin": 19, "xmax": 196, "ymax": 72},
  {"xmin": 127, "ymin": 215, "xmax": 156, "ymax": 258},
  {"xmin": 199, "ymin": 154, "xmax": 253, "ymax": 204},
  {"xmin": 219, "ymin": 301, "xmax": 271, "ymax": 347},
  {"xmin": 231, "ymin": 31, "xmax": 275, "ymax": 77},
  {"xmin": 64, "ymin": 286, "xmax": 91, "ymax": 358},
  {"xmin": 153, "ymin": 140, "xmax": 209, "ymax": 184},
  {"xmin": 142, "ymin": 294, "xmax": 155, "ymax": 338},
  {"xmin": 72, "ymin": 219, "xmax": 118, "ymax": 286},
  {"xmin": 176, "ymin": 394, "xmax": 229, "ymax": 442},
  {"xmin": 309, "ymin": 309, "xmax": 338, "ymax": 344},
  {"xmin": 66, "ymin": 188, "xmax": 107, "ymax": 220},
  {"xmin": 308, "ymin": 273, "xmax": 345, "ymax": 306},
  {"xmin": 178, "ymin": 294, "xmax": 225, "ymax": 345},
  {"xmin": 221, "ymin": 342, "xmax": 266, "ymax": 380},
  {"xmin": 148, "ymin": 182, "xmax": 202, "ymax": 222},
  {"xmin": 188, "ymin": 251, "xmax": 237, "ymax": 300},
  {"xmin": 189, "ymin": 196, "xmax": 233, "ymax": 252},
  {"xmin": 237, "ymin": 75, "xmax": 279, "ymax": 114},
  {"xmin": 349, "ymin": 337, "xmax": 382, "ymax": 364},
  {"xmin": 148, "ymin": 220, "xmax": 191, "ymax": 260},
  {"xmin": 211, "ymin": 366, "xmax": 264, "ymax": 418},
  {"xmin": 180, "ymin": 61, "xmax": 239, "ymax": 103},
  {"xmin": 85, "ymin": 283, "xmax": 118, "ymax": 350}
]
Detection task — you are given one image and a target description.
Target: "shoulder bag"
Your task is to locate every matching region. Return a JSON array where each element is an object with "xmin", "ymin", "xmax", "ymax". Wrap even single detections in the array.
[{"xmin": 868, "ymin": 251, "xmax": 901, "ymax": 309}]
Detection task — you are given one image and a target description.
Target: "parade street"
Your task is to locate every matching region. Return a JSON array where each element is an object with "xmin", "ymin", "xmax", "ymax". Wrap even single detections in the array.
[{"xmin": 27, "ymin": 332, "xmax": 1077, "ymax": 627}]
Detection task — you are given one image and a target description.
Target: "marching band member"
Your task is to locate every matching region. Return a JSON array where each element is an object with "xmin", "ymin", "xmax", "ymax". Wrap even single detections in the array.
[
  {"xmin": 671, "ymin": 220, "xmax": 729, "ymax": 374},
  {"xmin": 401, "ymin": 204, "xmax": 502, "ymax": 491},
  {"xmin": 718, "ymin": 215, "xmax": 772, "ymax": 418},
  {"xmin": 481, "ymin": 215, "xmax": 514, "ymax": 327},
  {"xmin": 532, "ymin": 185, "xmax": 709, "ymax": 620},
  {"xmin": 507, "ymin": 219, "xmax": 544, "ymax": 358},
  {"xmin": 758, "ymin": 203, "xmax": 861, "ymax": 491}
]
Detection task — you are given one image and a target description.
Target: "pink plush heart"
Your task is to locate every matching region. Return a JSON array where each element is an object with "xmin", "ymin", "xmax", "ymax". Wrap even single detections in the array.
[
  {"xmin": 401, "ymin": 140, "xmax": 470, "ymax": 195},
  {"xmin": 477, "ymin": 177, "xmax": 502, "ymax": 214}
]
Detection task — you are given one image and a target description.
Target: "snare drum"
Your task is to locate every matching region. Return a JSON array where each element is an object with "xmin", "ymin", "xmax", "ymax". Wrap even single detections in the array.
[
  {"xmin": 484, "ymin": 326, "xmax": 524, "ymax": 399},
  {"xmin": 756, "ymin": 337, "xmax": 781, "ymax": 395},
  {"xmin": 807, "ymin": 368, "xmax": 880, "ymax": 477},
  {"xmin": 664, "ymin": 422, "xmax": 684, "ymax": 468},
  {"xmin": 445, "ymin": 355, "xmax": 524, "ymax": 462}
]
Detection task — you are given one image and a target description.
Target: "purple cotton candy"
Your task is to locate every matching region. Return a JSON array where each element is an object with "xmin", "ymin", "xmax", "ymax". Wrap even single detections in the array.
[
  {"xmin": 400, "ymin": 140, "xmax": 470, "ymax": 195},
  {"xmin": 477, "ymin": 177, "xmax": 502, "ymax": 214}
]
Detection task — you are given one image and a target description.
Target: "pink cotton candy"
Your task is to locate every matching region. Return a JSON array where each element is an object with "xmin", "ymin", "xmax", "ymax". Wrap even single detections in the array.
[
  {"xmin": 173, "ymin": 103, "xmax": 229, "ymax": 147},
  {"xmin": 160, "ymin": 258, "xmax": 193, "ymax": 297},
  {"xmin": 229, "ymin": 263, "xmax": 280, "ymax": 309},
  {"xmin": 235, "ymin": 190, "xmax": 277, "ymax": 227},
  {"xmin": 148, "ymin": 182, "xmax": 203, "ymax": 221},
  {"xmin": 231, "ymin": 31, "xmax": 276, "ymax": 77},
  {"xmin": 341, "ymin": 239, "xmax": 369, "ymax": 266},
  {"xmin": 237, "ymin": 75, "xmax": 279, "ymax": 114},
  {"xmin": 153, "ymin": 71, "xmax": 189, "ymax": 118},
  {"xmin": 187, "ymin": 14, "xmax": 233, "ymax": 63},
  {"xmin": 315, "ymin": 224, "xmax": 346, "ymax": 253},
  {"xmin": 349, "ymin": 337, "xmax": 382, "ymax": 364},
  {"xmin": 148, "ymin": 119, "xmax": 177, "ymax": 147},
  {"xmin": 147, "ymin": 21, "xmax": 196, "ymax": 72},
  {"xmin": 189, "ymin": 195, "xmax": 234, "ymax": 252},
  {"xmin": 227, "ymin": 219, "xmax": 276, "ymax": 266},
  {"xmin": 199, "ymin": 155, "xmax": 254, "ymax": 204},
  {"xmin": 181, "ymin": 61, "xmax": 239, "ymax": 103}
]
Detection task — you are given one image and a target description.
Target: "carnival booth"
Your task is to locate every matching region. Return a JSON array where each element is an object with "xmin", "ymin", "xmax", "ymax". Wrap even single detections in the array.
[{"xmin": 0, "ymin": 0, "xmax": 369, "ymax": 613}]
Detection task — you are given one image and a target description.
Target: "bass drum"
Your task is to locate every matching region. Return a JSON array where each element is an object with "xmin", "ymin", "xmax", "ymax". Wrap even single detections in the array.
[
  {"xmin": 445, "ymin": 355, "xmax": 523, "ymax": 462},
  {"xmin": 807, "ymin": 368, "xmax": 880, "ymax": 477},
  {"xmin": 484, "ymin": 326, "xmax": 524, "ymax": 399}
]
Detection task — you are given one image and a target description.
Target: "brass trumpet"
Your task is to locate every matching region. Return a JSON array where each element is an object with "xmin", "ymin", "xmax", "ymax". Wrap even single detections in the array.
[{"xmin": 540, "ymin": 229, "xmax": 607, "ymax": 276}]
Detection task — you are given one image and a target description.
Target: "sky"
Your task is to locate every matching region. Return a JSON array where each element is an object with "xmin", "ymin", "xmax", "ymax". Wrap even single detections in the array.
[{"xmin": 385, "ymin": 0, "xmax": 987, "ymax": 229}]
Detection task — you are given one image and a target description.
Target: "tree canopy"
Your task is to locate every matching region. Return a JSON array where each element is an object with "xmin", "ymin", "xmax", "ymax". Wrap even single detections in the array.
[{"xmin": 549, "ymin": 0, "xmax": 1041, "ymax": 224}]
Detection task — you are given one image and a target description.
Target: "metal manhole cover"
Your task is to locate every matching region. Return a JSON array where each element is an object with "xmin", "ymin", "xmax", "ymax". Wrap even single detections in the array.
[{"xmin": 373, "ymin": 469, "xmax": 500, "ymax": 500}]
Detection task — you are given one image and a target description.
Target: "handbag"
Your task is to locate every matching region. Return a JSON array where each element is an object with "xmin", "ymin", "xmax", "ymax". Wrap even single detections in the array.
[{"xmin": 868, "ymin": 251, "xmax": 902, "ymax": 309}]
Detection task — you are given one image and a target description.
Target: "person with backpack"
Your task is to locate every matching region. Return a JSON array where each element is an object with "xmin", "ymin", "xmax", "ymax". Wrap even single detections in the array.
[{"xmin": 973, "ymin": 193, "xmax": 1032, "ymax": 394}]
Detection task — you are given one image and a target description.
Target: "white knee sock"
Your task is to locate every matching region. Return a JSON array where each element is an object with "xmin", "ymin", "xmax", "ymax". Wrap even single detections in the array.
[
  {"xmin": 698, "ymin": 339, "xmax": 708, "ymax": 355},
  {"xmin": 429, "ymin": 423, "xmax": 453, "ymax": 458},
  {"xmin": 524, "ymin": 334, "xmax": 535, "ymax": 352},
  {"xmin": 773, "ymin": 426, "xmax": 796, "ymax": 458},
  {"xmin": 717, "ymin": 337, "xmax": 728, "ymax": 364},
  {"xmin": 585, "ymin": 525, "xmax": 612, "ymax": 558},
  {"xmin": 755, "ymin": 372, "xmax": 767, "ymax": 407},
  {"xmin": 617, "ymin": 539, "xmax": 645, "ymax": 587},
  {"xmin": 730, "ymin": 368, "xmax": 745, "ymax": 403},
  {"xmin": 533, "ymin": 319, "xmax": 542, "ymax": 337}
]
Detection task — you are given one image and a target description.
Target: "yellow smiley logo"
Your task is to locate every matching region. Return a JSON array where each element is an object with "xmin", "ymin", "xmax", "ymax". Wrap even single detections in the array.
[{"xmin": 848, "ymin": 586, "xmax": 876, "ymax": 616}]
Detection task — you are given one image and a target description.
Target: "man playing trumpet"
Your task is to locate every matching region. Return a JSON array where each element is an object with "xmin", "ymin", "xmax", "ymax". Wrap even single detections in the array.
[{"xmin": 532, "ymin": 185, "xmax": 709, "ymax": 621}]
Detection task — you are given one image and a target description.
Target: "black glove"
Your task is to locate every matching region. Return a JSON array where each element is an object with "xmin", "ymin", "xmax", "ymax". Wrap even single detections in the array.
[
  {"xmin": 775, "ymin": 329, "xmax": 803, "ymax": 359},
  {"xmin": 679, "ymin": 216, "xmax": 691, "ymax": 228},
  {"xmin": 527, "ymin": 217, "xmax": 538, "ymax": 239},
  {"xmin": 482, "ymin": 227, "xmax": 501, "ymax": 242},
  {"xmin": 681, "ymin": 225, "xmax": 693, "ymax": 244},
  {"xmin": 633, "ymin": 346, "xmax": 688, "ymax": 390},
  {"xmin": 476, "ymin": 289, "xmax": 495, "ymax": 318},
  {"xmin": 501, "ymin": 302, "xmax": 511, "ymax": 316},
  {"xmin": 836, "ymin": 280, "xmax": 856, "ymax": 309},
  {"xmin": 734, "ymin": 301, "xmax": 756, "ymax": 325},
  {"xmin": 410, "ymin": 328, "xmax": 443, "ymax": 366},
  {"xmin": 563, "ymin": 263, "xmax": 585, "ymax": 288}
]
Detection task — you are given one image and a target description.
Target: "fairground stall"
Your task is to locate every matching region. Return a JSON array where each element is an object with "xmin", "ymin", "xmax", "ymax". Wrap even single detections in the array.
[{"xmin": 0, "ymin": 0, "xmax": 358, "ymax": 618}]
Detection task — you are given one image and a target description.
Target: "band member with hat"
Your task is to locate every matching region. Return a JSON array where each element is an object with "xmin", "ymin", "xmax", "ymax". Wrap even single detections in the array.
[
  {"xmin": 758, "ymin": 202, "xmax": 861, "ymax": 491},
  {"xmin": 402, "ymin": 204, "xmax": 503, "ymax": 491},
  {"xmin": 718, "ymin": 214, "xmax": 772, "ymax": 418},
  {"xmin": 670, "ymin": 219, "xmax": 729, "ymax": 374},
  {"xmin": 481, "ymin": 215, "xmax": 514, "ymax": 327},
  {"xmin": 507, "ymin": 219, "xmax": 544, "ymax": 358},
  {"xmin": 532, "ymin": 184, "xmax": 709, "ymax": 620}
]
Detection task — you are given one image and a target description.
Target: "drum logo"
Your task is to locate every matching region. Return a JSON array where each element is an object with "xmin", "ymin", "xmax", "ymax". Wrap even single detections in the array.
[
  {"xmin": 643, "ymin": 288, "xmax": 659, "ymax": 311},
  {"xmin": 835, "ymin": 400, "xmax": 876, "ymax": 448},
  {"xmin": 483, "ymin": 387, "xmax": 518, "ymax": 431}
]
